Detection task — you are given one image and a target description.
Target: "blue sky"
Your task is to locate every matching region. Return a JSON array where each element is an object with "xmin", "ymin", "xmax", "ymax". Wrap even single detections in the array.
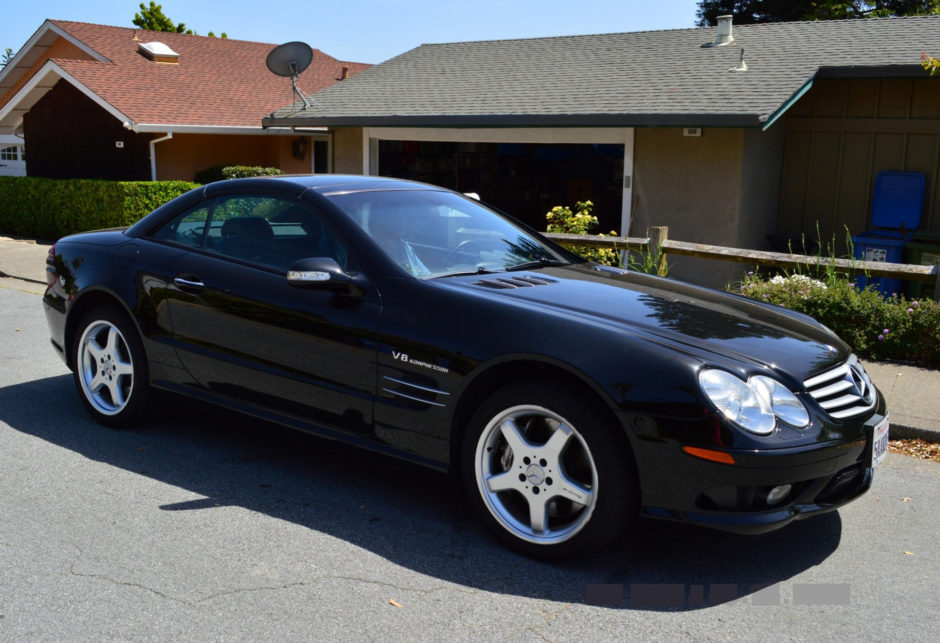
[{"xmin": 2, "ymin": 0, "xmax": 701, "ymax": 64}]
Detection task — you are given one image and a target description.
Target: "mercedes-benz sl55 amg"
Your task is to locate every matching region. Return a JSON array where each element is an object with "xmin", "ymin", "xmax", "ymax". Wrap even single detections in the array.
[{"xmin": 43, "ymin": 175, "xmax": 889, "ymax": 559}]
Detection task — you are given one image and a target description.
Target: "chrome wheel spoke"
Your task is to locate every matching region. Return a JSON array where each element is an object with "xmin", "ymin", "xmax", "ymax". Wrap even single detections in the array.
[
  {"xmin": 486, "ymin": 470, "xmax": 521, "ymax": 494},
  {"xmin": 104, "ymin": 326, "xmax": 120, "ymax": 357},
  {"xmin": 89, "ymin": 370, "xmax": 107, "ymax": 393},
  {"xmin": 542, "ymin": 423, "xmax": 573, "ymax": 462},
  {"xmin": 85, "ymin": 338, "xmax": 105, "ymax": 362},
  {"xmin": 554, "ymin": 474, "xmax": 593, "ymax": 506},
  {"xmin": 108, "ymin": 377, "xmax": 127, "ymax": 407},
  {"xmin": 498, "ymin": 418, "xmax": 531, "ymax": 456},
  {"xmin": 527, "ymin": 494, "xmax": 550, "ymax": 534},
  {"xmin": 114, "ymin": 358, "xmax": 134, "ymax": 377}
]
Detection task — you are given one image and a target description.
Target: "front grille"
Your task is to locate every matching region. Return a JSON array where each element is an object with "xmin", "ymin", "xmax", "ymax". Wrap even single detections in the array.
[
  {"xmin": 804, "ymin": 355, "xmax": 876, "ymax": 420},
  {"xmin": 473, "ymin": 276, "xmax": 557, "ymax": 289}
]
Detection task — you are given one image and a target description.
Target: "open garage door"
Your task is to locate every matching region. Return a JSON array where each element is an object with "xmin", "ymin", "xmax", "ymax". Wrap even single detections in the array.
[{"xmin": 377, "ymin": 140, "xmax": 627, "ymax": 235}]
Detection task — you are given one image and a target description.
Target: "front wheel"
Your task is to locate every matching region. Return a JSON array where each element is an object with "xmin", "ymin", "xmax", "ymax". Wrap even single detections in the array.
[
  {"xmin": 462, "ymin": 382, "xmax": 637, "ymax": 559},
  {"xmin": 73, "ymin": 307, "xmax": 150, "ymax": 428}
]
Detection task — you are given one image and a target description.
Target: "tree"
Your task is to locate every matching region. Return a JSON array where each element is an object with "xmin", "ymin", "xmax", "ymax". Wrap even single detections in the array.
[
  {"xmin": 697, "ymin": 0, "xmax": 940, "ymax": 25},
  {"xmin": 1, "ymin": 47, "xmax": 13, "ymax": 69},
  {"xmin": 132, "ymin": 2, "xmax": 227, "ymax": 37},
  {"xmin": 133, "ymin": 2, "xmax": 192, "ymax": 34}
]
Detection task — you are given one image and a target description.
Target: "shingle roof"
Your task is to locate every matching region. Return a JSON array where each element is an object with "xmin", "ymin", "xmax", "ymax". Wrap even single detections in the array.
[
  {"xmin": 264, "ymin": 15, "xmax": 939, "ymax": 129},
  {"xmin": 7, "ymin": 20, "xmax": 369, "ymax": 129}
]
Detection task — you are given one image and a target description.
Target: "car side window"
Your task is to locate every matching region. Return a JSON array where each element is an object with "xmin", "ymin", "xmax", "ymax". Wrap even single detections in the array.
[
  {"xmin": 152, "ymin": 195, "xmax": 352, "ymax": 273},
  {"xmin": 151, "ymin": 204, "xmax": 211, "ymax": 248}
]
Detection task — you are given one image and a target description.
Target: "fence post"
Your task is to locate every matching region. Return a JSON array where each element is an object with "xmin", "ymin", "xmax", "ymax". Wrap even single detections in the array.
[{"xmin": 648, "ymin": 226, "xmax": 668, "ymax": 276}]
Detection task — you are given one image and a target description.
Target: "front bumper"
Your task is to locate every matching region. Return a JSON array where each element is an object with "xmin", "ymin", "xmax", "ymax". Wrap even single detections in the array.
[
  {"xmin": 643, "ymin": 461, "xmax": 872, "ymax": 535},
  {"xmin": 633, "ymin": 406, "xmax": 886, "ymax": 535}
]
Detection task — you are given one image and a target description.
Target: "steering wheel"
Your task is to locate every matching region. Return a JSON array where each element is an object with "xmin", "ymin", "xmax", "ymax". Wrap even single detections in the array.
[{"xmin": 449, "ymin": 239, "xmax": 490, "ymax": 258}]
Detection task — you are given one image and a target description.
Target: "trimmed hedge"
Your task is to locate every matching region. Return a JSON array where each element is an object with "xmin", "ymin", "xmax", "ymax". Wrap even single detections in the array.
[
  {"xmin": 0, "ymin": 177, "xmax": 200, "ymax": 240},
  {"xmin": 194, "ymin": 165, "xmax": 283, "ymax": 184}
]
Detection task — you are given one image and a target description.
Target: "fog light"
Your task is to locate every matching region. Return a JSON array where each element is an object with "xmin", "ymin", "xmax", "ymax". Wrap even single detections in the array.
[{"xmin": 765, "ymin": 484, "xmax": 792, "ymax": 506}]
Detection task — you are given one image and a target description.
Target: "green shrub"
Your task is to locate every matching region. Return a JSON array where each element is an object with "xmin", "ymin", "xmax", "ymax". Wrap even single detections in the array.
[
  {"xmin": 194, "ymin": 165, "xmax": 283, "ymax": 184},
  {"xmin": 0, "ymin": 177, "xmax": 199, "ymax": 240},
  {"xmin": 545, "ymin": 200, "xmax": 668, "ymax": 274},
  {"xmin": 545, "ymin": 200, "xmax": 622, "ymax": 266},
  {"xmin": 731, "ymin": 271, "xmax": 940, "ymax": 368}
]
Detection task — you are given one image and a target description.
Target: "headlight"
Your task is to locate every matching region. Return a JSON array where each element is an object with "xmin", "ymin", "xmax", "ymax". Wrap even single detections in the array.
[
  {"xmin": 699, "ymin": 369, "xmax": 810, "ymax": 435},
  {"xmin": 749, "ymin": 375, "xmax": 810, "ymax": 428}
]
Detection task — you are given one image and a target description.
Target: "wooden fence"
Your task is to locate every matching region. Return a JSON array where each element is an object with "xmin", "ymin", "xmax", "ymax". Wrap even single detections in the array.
[{"xmin": 545, "ymin": 226, "xmax": 940, "ymax": 301}]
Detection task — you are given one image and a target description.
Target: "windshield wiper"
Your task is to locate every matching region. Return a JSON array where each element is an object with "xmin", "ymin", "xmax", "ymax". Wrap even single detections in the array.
[
  {"xmin": 431, "ymin": 265, "xmax": 494, "ymax": 279},
  {"xmin": 505, "ymin": 257, "xmax": 566, "ymax": 272}
]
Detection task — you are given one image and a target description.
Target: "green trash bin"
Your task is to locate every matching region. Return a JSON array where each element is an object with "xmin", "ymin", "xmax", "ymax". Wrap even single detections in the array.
[{"xmin": 904, "ymin": 231, "xmax": 940, "ymax": 300}]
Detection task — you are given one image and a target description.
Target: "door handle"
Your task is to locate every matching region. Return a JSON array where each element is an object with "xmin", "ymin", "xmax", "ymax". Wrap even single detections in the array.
[{"xmin": 173, "ymin": 275, "xmax": 205, "ymax": 291}]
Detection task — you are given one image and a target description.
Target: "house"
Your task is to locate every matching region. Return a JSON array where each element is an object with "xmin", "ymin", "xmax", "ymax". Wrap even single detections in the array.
[
  {"xmin": 0, "ymin": 134, "xmax": 26, "ymax": 176},
  {"xmin": 0, "ymin": 20, "xmax": 369, "ymax": 182},
  {"xmin": 263, "ymin": 15, "xmax": 940, "ymax": 285}
]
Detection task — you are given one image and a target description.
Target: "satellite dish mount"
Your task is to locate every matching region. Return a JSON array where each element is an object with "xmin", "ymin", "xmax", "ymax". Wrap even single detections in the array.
[{"xmin": 266, "ymin": 42, "xmax": 314, "ymax": 110}]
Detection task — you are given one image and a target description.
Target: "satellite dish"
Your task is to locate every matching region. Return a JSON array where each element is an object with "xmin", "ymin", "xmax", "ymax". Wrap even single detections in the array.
[{"xmin": 266, "ymin": 42, "xmax": 314, "ymax": 109}]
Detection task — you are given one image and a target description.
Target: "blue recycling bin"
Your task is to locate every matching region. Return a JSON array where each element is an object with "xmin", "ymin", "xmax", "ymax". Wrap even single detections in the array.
[{"xmin": 852, "ymin": 171, "xmax": 925, "ymax": 297}]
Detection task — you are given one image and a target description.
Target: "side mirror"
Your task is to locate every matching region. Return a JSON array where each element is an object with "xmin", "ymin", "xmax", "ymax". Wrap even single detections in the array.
[{"xmin": 287, "ymin": 257, "xmax": 364, "ymax": 295}]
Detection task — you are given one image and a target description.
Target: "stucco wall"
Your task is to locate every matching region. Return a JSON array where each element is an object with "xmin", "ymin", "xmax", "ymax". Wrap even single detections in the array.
[
  {"xmin": 331, "ymin": 128, "xmax": 363, "ymax": 174},
  {"xmin": 633, "ymin": 127, "xmax": 755, "ymax": 287},
  {"xmin": 154, "ymin": 134, "xmax": 313, "ymax": 181},
  {"xmin": 739, "ymin": 127, "xmax": 785, "ymax": 250}
]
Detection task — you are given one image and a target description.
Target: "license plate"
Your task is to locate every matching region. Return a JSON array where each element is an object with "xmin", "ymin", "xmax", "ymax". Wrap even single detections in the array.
[{"xmin": 871, "ymin": 416, "xmax": 890, "ymax": 467}]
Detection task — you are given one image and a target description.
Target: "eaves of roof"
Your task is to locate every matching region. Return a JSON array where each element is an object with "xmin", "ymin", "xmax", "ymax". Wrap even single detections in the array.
[{"xmin": 262, "ymin": 111, "xmax": 767, "ymax": 128}]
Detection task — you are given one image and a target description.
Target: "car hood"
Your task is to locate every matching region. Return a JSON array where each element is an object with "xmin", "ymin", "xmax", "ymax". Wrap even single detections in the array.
[{"xmin": 439, "ymin": 265, "xmax": 848, "ymax": 381}]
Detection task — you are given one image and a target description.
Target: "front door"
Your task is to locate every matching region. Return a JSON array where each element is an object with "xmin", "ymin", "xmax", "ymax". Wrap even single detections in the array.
[{"xmin": 149, "ymin": 193, "xmax": 380, "ymax": 434}]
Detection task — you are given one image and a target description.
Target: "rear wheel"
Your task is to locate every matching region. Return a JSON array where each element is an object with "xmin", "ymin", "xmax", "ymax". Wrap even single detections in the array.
[
  {"xmin": 462, "ymin": 381, "xmax": 637, "ymax": 559},
  {"xmin": 73, "ymin": 307, "xmax": 150, "ymax": 427}
]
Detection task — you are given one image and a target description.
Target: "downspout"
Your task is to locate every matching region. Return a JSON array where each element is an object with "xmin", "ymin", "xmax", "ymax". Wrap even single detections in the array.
[{"xmin": 149, "ymin": 132, "xmax": 173, "ymax": 180}]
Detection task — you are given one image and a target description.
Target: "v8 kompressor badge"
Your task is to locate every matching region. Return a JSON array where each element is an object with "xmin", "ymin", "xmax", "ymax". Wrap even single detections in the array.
[{"xmin": 392, "ymin": 351, "xmax": 450, "ymax": 374}]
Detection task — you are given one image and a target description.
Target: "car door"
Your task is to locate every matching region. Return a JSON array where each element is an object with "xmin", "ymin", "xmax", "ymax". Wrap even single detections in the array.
[{"xmin": 152, "ymin": 192, "xmax": 380, "ymax": 434}]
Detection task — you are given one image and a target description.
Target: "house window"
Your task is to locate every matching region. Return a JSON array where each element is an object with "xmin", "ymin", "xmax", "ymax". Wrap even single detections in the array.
[{"xmin": 0, "ymin": 145, "xmax": 21, "ymax": 161}]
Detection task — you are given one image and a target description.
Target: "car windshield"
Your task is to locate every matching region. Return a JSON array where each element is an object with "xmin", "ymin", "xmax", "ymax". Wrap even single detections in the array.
[{"xmin": 326, "ymin": 189, "xmax": 575, "ymax": 279}]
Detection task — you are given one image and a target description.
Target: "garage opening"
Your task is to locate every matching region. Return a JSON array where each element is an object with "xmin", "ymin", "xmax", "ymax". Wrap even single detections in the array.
[{"xmin": 378, "ymin": 141, "xmax": 625, "ymax": 233}]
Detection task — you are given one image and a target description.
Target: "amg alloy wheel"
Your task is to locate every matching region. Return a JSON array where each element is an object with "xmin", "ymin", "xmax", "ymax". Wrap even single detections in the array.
[
  {"xmin": 73, "ymin": 307, "xmax": 150, "ymax": 427},
  {"xmin": 463, "ymin": 382, "xmax": 636, "ymax": 559}
]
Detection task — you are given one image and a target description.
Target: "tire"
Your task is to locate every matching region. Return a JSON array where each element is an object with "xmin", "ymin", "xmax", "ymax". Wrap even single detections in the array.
[
  {"xmin": 461, "ymin": 380, "xmax": 637, "ymax": 560},
  {"xmin": 72, "ymin": 306, "xmax": 150, "ymax": 428}
]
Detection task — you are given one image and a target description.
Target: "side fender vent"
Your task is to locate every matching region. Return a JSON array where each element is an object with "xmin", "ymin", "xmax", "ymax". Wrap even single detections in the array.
[{"xmin": 382, "ymin": 376, "xmax": 450, "ymax": 408}]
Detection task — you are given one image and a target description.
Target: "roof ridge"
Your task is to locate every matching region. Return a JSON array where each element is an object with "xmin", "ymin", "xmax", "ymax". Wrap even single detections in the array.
[
  {"xmin": 48, "ymin": 19, "xmax": 369, "ymax": 67},
  {"xmin": 410, "ymin": 12, "xmax": 940, "ymax": 50}
]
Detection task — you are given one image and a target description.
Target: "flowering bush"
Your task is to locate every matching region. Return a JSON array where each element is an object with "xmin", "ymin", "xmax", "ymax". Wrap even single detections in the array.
[
  {"xmin": 731, "ymin": 271, "xmax": 940, "ymax": 368},
  {"xmin": 544, "ymin": 200, "xmax": 668, "ymax": 274},
  {"xmin": 545, "ymin": 200, "xmax": 621, "ymax": 266}
]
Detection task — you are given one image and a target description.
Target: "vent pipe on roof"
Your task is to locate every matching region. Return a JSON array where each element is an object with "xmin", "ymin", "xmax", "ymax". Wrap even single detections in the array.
[
  {"xmin": 340, "ymin": 65, "xmax": 350, "ymax": 80},
  {"xmin": 714, "ymin": 15, "xmax": 734, "ymax": 46}
]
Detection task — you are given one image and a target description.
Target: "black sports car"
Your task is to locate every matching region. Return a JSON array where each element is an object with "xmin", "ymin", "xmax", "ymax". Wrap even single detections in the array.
[{"xmin": 43, "ymin": 175, "xmax": 889, "ymax": 559}]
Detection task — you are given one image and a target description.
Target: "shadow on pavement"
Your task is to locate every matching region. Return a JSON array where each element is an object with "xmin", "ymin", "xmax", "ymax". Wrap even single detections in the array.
[{"xmin": 0, "ymin": 374, "xmax": 843, "ymax": 611}]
